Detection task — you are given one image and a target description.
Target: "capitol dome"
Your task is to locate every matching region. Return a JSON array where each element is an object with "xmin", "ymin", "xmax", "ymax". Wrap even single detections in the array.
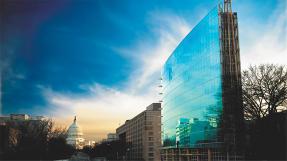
[{"xmin": 66, "ymin": 116, "xmax": 85, "ymax": 149}]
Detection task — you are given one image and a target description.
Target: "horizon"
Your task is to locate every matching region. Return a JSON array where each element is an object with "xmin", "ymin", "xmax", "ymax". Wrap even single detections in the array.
[{"xmin": 1, "ymin": 0, "xmax": 286, "ymax": 141}]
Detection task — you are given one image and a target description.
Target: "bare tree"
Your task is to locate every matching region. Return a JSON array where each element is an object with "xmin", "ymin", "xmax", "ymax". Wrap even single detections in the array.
[
  {"xmin": 242, "ymin": 64, "xmax": 287, "ymax": 120},
  {"xmin": 2, "ymin": 119, "xmax": 74, "ymax": 160}
]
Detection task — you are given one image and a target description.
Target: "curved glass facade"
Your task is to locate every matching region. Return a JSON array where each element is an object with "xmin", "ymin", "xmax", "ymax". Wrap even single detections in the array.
[{"xmin": 162, "ymin": 7, "xmax": 223, "ymax": 148}]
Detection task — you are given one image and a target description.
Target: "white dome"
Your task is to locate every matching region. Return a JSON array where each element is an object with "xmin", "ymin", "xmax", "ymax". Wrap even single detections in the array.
[
  {"xmin": 66, "ymin": 116, "xmax": 85, "ymax": 149},
  {"xmin": 67, "ymin": 120, "xmax": 83, "ymax": 136}
]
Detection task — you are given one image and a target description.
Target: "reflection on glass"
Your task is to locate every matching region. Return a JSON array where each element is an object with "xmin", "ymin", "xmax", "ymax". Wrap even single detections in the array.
[{"xmin": 162, "ymin": 7, "xmax": 222, "ymax": 148}]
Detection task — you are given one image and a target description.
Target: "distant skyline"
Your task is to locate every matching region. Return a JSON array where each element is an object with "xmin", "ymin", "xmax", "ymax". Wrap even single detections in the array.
[{"xmin": 1, "ymin": 0, "xmax": 286, "ymax": 140}]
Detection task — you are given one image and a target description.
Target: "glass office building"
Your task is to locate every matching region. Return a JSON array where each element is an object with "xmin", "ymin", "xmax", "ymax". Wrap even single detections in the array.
[
  {"xmin": 161, "ymin": 3, "xmax": 243, "ymax": 151},
  {"xmin": 162, "ymin": 6, "xmax": 222, "ymax": 148}
]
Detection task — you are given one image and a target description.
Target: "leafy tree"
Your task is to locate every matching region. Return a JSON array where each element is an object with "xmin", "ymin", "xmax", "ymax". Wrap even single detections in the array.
[
  {"xmin": 47, "ymin": 136, "xmax": 75, "ymax": 160},
  {"xmin": 91, "ymin": 140, "xmax": 127, "ymax": 160},
  {"xmin": 242, "ymin": 64, "xmax": 287, "ymax": 120}
]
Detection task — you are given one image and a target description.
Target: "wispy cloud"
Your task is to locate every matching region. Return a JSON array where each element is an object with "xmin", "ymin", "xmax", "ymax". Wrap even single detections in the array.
[
  {"xmin": 134, "ymin": 13, "xmax": 191, "ymax": 90},
  {"xmin": 117, "ymin": 12, "xmax": 192, "ymax": 94},
  {"xmin": 240, "ymin": 1, "xmax": 287, "ymax": 69},
  {"xmin": 42, "ymin": 12, "xmax": 192, "ymax": 140},
  {"xmin": 43, "ymin": 83, "xmax": 156, "ymax": 140}
]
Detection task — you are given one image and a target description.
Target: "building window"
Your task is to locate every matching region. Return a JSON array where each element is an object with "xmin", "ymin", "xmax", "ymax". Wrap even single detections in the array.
[
  {"xmin": 146, "ymin": 121, "xmax": 153, "ymax": 125},
  {"xmin": 145, "ymin": 126, "xmax": 153, "ymax": 130},
  {"xmin": 148, "ymin": 153, "xmax": 154, "ymax": 157}
]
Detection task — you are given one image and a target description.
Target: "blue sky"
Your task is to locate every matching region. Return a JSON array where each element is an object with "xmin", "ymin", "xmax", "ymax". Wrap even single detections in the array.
[{"xmin": 1, "ymin": 0, "xmax": 286, "ymax": 139}]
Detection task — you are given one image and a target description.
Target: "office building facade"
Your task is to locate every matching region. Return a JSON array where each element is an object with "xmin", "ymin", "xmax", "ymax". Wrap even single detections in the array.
[
  {"xmin": 161, "ymin": 1, "xmax": 243, "ymax": 160},
  {"xmin": 116, "ymin": 103, "xmax": 161, "ymax": 161}
]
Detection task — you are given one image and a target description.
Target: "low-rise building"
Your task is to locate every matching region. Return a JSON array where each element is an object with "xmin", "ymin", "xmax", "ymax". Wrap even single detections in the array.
[
  {"xmin": 100, "ymin": 133, "xmax": 118, "ymax": 143},
  {"xmin": 0, "ymin": 114, "xmax": 45, "ymax": 123},
  {"xmin": 85, "ymin": 140, "xmax": 96, "ymax": 147},
  {"xmin": 107, "ymin": 133, "xmax": 117, "ymax": 142},
  {"xmin": 116, "ymin": 103, "xmax": 161, "ymax": 161}
]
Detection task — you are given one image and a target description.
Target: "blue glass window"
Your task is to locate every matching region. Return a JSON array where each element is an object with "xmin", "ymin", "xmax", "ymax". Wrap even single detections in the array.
[{"xmin": 162, "ymin": 7, "xmax": 222, "ymax": 148}]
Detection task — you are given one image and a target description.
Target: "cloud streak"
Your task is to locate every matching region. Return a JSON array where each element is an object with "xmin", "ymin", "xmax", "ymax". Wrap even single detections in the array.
[
  {"xmin": 44, "ymin": 83, "xmax": 155, "ymax": 140},
  {"xmin": 240, "ymin": 1, "xmax": 287, "ymax": 69},
  {"xmin": 42, "ymin": 12, "xmax": 192, "ymax": 140}
]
